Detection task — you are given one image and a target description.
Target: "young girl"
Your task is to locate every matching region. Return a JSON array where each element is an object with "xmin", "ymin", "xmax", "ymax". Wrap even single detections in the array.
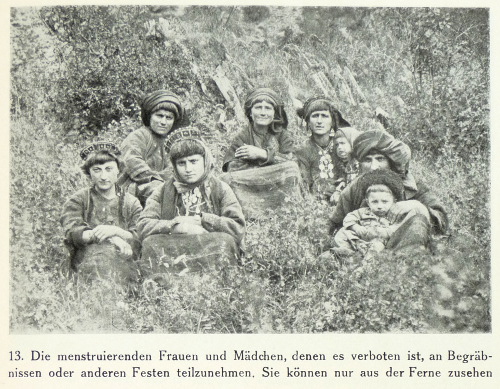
[
  {"xmin": 333, "ymin": 169, "xmax": 405, "ymax": 257},
  {"xmin": 295, "ymin": 96, "xmax": 353, "ymax": 202},
  {"xmin": 60, "ymin": 142, "xmax": 142, "ymax": 285},
  {"xmin": 138, "ymin": 135, "xmax": 245, "ymax": 274},
  {"xmin": 330, "ymin": 127, "xmax": 360, "ymax": 205}
]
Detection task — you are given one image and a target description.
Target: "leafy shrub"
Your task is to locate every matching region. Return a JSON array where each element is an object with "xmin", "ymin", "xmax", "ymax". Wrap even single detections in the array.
[
  {"xmin": 38, "ymin": 6, "xmax": 197, "ymax": 135},
  {"xmin": 242, "ymin": 6, "xmax": 271, "ymax": 23}
]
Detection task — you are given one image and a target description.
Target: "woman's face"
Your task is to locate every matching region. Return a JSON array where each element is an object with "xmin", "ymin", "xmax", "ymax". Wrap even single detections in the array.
[
  {"xmin": 250, "ymin": 100, "xmax": 275, "ymax": 128},
  {"xmin": 175, "ymin": 154, "xmax": 205, "ymax": 184},
  {"xmin": 89, "ymin": 160, "xmax": 119, "ymax": 194},
  {"xmin": 309, "ymin": 110, "xmax": 333, "ymax": 136},
  {"xmin": 360, "ymin": 151, "xmax": 391, "ymax": 173},
  {"xmin": 150, "ymin": 109, "xmax": 176, "ymax": 136}
]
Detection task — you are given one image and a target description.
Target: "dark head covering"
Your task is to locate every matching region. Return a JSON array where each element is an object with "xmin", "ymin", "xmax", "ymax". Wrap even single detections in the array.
[
  {"xmin": 353, "ymin": 129, "xmax": 411, "ymax": 176},
  {"xmin": 296, "ymin": 96, "xmax": 351, "ymax": 130},
  {"xmin": 243, "ymin": 87, "xmax": 288, "ymax": 132},
  {"xmin": 358, "ymin": 169, "xmax": 405, "ymax": 202},
  {"xmin": 334, "ymin": 127, "xmax": 361, "ymax": 147},
  {"xmin": 140, "ymin": 90, "xmax": 184, "ymax": 127}
]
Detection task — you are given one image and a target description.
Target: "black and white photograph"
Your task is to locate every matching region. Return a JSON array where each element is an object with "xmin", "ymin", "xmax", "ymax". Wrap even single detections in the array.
[
  {"xmin": 4, "ymin": 1, "xmax": 500, "ymax": 387},
  {"xmin": 8, "ymin": 3, "xmax": 491, "ymax": 335}
]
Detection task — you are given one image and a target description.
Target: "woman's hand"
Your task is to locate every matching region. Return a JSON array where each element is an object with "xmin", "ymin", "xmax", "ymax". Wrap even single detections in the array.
[
  {"xmin": 235, "ymin": 144, "xmax": 268, "ymax": 161},
  {"xmin": 329, "ymin": 191, "xmax": 341, "ymax": 205},
  {"xmin": 82, "ymin": 230, "xmax": 95, "ymax": 243},
  {"xmin": 172, "ymin": 223, "xmax": 208, "ymax": 235},
  {"xmin": 173, "ymin": 215, "xmax": 202, "ymax": 226},
  {"xmin": 386, "ymin": 200, "xmax": 430, "ymax": 223},
  {"xmin": 108, "ymin": 236, "xmax": 133, "ymax": 257},
  {"xmin": 171, "ymin": 216, "xmax": 207, "ymax": 234},
  {"xmin": 91, "ymin": 225, "xmax": 129, "ymax": 242}
]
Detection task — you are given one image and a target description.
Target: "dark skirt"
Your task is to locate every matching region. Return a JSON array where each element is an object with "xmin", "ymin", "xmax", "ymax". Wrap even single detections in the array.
[
  {"xmin": 72, "ymin": 242, "xmax": 141, "ymax": 287},
  {"xmin": 219, "ymin": 160, "xmax": 302, "ymax": 218},
  {"xmin": 139, "ymin": 232, "xmax": 239, "ymax": 276},
  {"xmin": 386, "ymin": 213, "xmax": 431, "ymax": 250}
]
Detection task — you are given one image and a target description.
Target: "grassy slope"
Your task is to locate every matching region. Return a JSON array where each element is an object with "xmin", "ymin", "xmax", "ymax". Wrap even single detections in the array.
[{"xmin": 9, "ymin": 7, "xmax": 490, "ymax": 333}]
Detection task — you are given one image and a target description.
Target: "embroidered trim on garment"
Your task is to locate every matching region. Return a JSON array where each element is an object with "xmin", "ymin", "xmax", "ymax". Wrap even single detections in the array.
[
  {"xmin": 343, "ymin": 159, "xmax": 359, "ymax": 185},
  {"xmin": 316, "ymin": 140, "xmax": 335, "ymax": 179},
  {"xmin": 181, "ymin": 187, "xmax": 203, "ymax": 216}
]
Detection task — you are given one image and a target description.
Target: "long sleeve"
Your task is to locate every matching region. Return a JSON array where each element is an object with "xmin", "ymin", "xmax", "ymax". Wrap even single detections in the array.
[
  {"xmin": 121, "ymin": 127, "xmax": 165, "ymax": 184},
  {"xmin": 60, "ymin": 189, "xmax": 91, "ymax": 248},
  {"xmin": 262, "ymin": 130, "xmax": 295, "ymax": 166},
  {"xmin": 136, "ymin": 184, "xmax": 178, "ymax": 238},
  {"xmin": 123, "ymin": 193, "xmax": 143, "ymax": 242},
  {"xmin": 223, "ymin": 127, "xmax": 295, "ymax": 171},
  {"xmin": 343, "ymin": 209, "xmax": 364, "ymax": 228},
  {"xmin": 294, "ymin": 143, "xmax": 314, "ymax": 191},
  {"xmin": 277, "ymin": 129, "xmax": 295, "ymax": 155},
  {"xmin": 222, "ymin": 130, "xmax": 249, "ymax": 172},
  {"xmin": 201, "ymin": 180, "xmax": 246, "ymax": 244},
  {"xmin": 411, "ymin": 181, "xmax": 448, "ymax": 234}
]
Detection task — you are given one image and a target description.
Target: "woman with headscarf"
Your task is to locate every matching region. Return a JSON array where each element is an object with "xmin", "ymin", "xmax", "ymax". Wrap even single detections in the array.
[
  {"xmin": 60, "ymin": 142, "xmax": 142, "ymax": 286},
  {"xmin": 137, "ymin": 133, "xmax": 245, "ymax": 274},
  {"xmin": 222, "ymin": 87, "xmax": 294, "ymax": 172},
  {"xmin": 119, "ymin": 90, "xmax": 185, "ymax": 205},
  {"xmin": 220, "ymin": 87, "xmax": 301, "ymax": 217},
  {"xmin": 329, "ymin": 129, "xmax": 448, "ymax": 250},
  {"xmin": 294, "ymin": 96, "xmax": 355, "ymax": 202}
]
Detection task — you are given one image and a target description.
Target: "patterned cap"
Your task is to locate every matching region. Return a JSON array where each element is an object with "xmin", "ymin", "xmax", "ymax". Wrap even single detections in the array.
[
  {"xmin": 164, "ymin": 127, "xmax": 203, "ymax": 154},
  {"xmin": 80, "ymin": 142, "xmax": 120, "ymax": 160}
]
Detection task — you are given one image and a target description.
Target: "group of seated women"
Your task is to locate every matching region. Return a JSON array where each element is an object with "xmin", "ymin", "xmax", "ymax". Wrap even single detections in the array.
[{"xmin": 60, "ymin": 88, "xmax": 448, "ymax": 285}]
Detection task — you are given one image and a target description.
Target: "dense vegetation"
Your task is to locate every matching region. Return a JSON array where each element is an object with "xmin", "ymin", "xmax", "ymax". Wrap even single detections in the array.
[{"xmin": 10, "ymin": 6, "xmax": 490, "ymax": 333}]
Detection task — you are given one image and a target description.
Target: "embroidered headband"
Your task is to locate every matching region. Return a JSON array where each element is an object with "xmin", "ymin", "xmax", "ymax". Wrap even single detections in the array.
[
  {"xmin": 164, "ymin": 127, "xmax": 203, "ymax": 154},
  {"xmin": 80, "ymin": 142, "xmax": 121, "ymax": 160}
]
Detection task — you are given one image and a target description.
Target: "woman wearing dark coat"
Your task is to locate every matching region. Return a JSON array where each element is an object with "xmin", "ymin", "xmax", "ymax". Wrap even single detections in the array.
[
  {"xmin": 294, "ymin": 96, "xmax": 355, "ymax": 201},
  {"xmin": 220, "ymin": 87, "xmax": 301, "ymax": 217},
  {"xmin": 119, "ymin": 90, "xmax": 186, "ymax": 205},
  {"xmin": 61, "ymin": 143, "xmax": 142, "ymax": 285},
  {"xmin": 330, "ymin": 129, "xmax": 448, "ymax": 250}
]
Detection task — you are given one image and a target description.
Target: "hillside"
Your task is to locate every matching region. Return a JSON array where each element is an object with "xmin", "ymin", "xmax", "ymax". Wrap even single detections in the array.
[{"xmin": 10, "ymin": 6, "xmax": 490, "ymax": 333}]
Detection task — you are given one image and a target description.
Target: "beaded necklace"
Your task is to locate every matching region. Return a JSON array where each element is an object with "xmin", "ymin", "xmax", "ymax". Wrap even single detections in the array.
[{"xmin": 316, "ymin": 139, "xmax": 335, "ymax": 179}]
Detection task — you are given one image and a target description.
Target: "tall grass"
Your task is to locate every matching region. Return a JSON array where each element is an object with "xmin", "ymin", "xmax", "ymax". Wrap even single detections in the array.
[
  {"xmin": 10, "ymin": 117, "xmax": 490, "ymax": 333},
  {"xmin": 10, "ymin": 6, "xmax": 490, "ymax": 333}
]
